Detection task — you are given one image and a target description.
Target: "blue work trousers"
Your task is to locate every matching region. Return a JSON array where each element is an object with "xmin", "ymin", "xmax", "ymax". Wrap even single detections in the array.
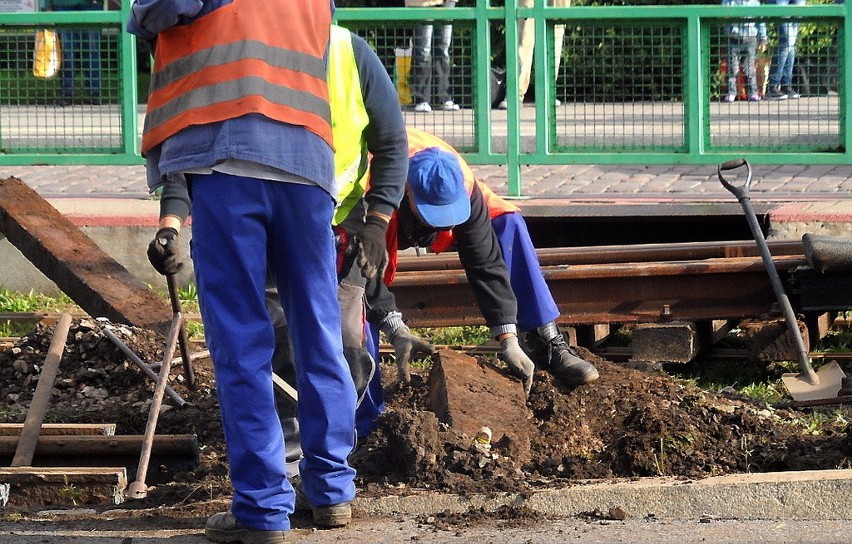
[
  {"xmin": 190, "ymin": 173, "xmax": 356, "ymax": 531},
  {"xmin": 491, "ymin": 211, "xmax": 560, "ymax": 332}
]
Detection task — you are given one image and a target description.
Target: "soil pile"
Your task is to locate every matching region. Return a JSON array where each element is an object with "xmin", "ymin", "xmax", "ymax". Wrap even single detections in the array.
[{"xmin": 1, "ymin": 319, "xmax": 850, "ymax": 509}]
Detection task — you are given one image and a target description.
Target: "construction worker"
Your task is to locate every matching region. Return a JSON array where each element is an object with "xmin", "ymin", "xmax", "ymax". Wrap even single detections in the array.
[
  {"xmin": 266, "ymin": 24, "xmax": 425, "ymax": 479},
  {"xmin": 128, "ymin": 1, "xmax": 363, "ymax": 541},
  {"xmin": 368, "ymin": 128, "xmax": 600, "ymax": 398}
]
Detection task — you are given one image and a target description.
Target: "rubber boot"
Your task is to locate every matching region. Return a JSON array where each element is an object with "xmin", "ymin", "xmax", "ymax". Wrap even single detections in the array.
[{"xmin": 524, "ymin": 322, "xmax": 599, "ymax": 386}]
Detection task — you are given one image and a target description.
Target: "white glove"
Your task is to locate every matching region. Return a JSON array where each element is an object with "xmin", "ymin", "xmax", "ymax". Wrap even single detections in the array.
[
  {"xmin": 388, "ymin": 325, "xmax": 434, "ymax": 383},
  {"xmin": 500, "ymin": 335, "xmax": 535, "ymax": 395}
]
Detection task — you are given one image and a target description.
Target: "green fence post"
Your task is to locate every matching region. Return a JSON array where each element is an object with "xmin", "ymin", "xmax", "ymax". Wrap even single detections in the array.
[{"xmin": 505, "ymin": 0, "xmax": 522, "ymax": 196}]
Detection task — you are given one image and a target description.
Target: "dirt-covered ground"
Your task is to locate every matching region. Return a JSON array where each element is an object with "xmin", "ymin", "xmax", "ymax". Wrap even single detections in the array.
[{"xmin": 1, "ymin": 318, "xmax": 851, "ymax": 524}]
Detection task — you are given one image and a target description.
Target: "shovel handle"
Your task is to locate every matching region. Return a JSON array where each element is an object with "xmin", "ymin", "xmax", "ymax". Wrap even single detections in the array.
[{"xmin": 717, "ymin": 158, "xmax": 752, "ymax": 200}]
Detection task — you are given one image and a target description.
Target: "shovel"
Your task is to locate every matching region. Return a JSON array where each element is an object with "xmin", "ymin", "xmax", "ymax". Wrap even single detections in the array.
[{"xmin": 717, "ymin": 159, "xmax": 845, "ymax": 401}]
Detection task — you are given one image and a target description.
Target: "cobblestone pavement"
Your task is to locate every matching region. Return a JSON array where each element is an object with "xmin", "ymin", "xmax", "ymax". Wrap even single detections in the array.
[{"xmin": 3, "ymin": 162, "xmax": 851, "ymax": 202}]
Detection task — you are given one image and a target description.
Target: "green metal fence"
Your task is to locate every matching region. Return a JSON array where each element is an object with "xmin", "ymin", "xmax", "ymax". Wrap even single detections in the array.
[
  {"xmin": 0, "ymin": 4, "xmax": 137, "ymax": 164},
  {"xmin": 0, "ymin": 2, "xmax": 848, "ymax": 196}
]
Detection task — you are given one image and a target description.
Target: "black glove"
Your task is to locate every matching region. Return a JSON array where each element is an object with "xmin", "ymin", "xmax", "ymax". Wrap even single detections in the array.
[
  {"xmin": 353, "ymin": 215, "xmax": 388, "ymax": 280},
  {"xmin": 147, "ymin": 227, "xmax": 183, "ymax": 276}
]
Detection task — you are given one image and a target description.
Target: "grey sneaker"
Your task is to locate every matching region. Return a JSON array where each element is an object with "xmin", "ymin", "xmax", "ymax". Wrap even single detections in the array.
[
  {"xmin": 785, "ymin": 86, "xmax": 800, "ymax": 99},
  {"xmin": 313, "ymin": 503, "xmax": 352, "ymax": 528},
  {"xmin": 204, "ymin": 512, "xmax": 287, "ymax": 544},
  {"xmin": 291, "ymin": 475, "xmax": 352, "ymax": 528}
]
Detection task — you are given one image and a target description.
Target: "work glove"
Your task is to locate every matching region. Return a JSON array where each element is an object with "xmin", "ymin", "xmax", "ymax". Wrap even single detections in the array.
[
  {"xmin": 500, "ymin": 335, "xmax": 535, "ymax": 396},
  {"xmin": 388, "ymin": 324, "xmax": 435, "ymax": 383},
  {"xmin": 353, "ymin": 215, "xmax": 388, "ymax": 280},
  {"xmin": 147, "ymin": 227, "xmax": 183, "ymax": 276}
]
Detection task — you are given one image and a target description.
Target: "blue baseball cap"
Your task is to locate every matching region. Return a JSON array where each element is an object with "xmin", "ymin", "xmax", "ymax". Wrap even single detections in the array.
[{"xmin": 407, "ymin": 147, "xmax": 471, "ymax": 228}]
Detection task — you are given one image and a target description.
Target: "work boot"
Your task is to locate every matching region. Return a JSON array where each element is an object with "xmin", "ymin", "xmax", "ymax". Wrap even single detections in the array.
[
  {"xmin": 204, "ymin": 511, "xmax": 287, "ymax": 544},
  {"xmin": 291, "ymin": 475, "xmax": 352, "ymax": 528},
  {"xmin": 523, "ymin": 322, "xmax": 599, "ymax": 386}
]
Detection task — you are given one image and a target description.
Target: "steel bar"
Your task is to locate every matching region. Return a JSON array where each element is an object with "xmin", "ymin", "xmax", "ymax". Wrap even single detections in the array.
[
  {"xmin": 128, "ymin": 313, "xmax": 183, "ymax": 499},
  {"xmin": 101, "ymin": 327, "xmax": 187, "ymax": 407},
  {"xmin": 395, "ymin": 239, "xmax": 804, "ymax": 272},
  {"xmin": 11, "ymin": 313, "xmax": 72, "ymax": 467}
]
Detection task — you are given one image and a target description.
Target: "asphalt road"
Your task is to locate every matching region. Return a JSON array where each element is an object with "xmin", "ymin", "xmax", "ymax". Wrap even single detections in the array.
[{"xmin": 3, "ymin": 513, "xmax": 852, "ymax": 543}]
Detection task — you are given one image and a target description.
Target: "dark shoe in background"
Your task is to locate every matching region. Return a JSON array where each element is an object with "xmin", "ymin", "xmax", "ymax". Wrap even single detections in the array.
[
  {"xmin": 785, "ymin": 86, "xmax": 800, "ymax": 99},
  {"xmin": 765, "ymin": 85, "xmax": 788, "ymax": 100}
]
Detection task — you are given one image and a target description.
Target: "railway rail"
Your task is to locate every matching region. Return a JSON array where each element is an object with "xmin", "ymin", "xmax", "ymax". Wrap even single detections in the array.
[{"xmin": 1, "ymin": 238, "xmax": 847, "ymax": 357}]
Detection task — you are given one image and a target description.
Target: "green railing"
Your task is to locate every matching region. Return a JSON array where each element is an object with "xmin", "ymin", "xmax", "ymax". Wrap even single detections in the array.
[
  {"xmin": 0, "ymin": 2, "xmax": 847, "ymax": 196},
  {"xmin": 336, "ymin": 2, "xmax": 849, "ymax": 195},
  {"xmin": 0, "ymin": 3, "xmax": 137, "ymax": 164}
]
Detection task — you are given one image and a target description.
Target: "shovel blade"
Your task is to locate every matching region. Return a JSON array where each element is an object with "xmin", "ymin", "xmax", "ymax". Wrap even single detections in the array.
[{"xmin": 781, "ymin": 361, "xmax": 846, "ymax": 402}]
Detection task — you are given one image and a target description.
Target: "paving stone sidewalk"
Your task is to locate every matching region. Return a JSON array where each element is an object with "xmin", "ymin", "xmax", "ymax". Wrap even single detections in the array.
[{"xmin": 3, "ymin": 163, "xmax": 851, "ymax": 202}]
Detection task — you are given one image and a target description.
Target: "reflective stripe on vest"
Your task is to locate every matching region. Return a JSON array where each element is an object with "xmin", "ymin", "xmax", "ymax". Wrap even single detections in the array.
[
  {"xmin": 141, "ymin": 0, "xmax": 333, "ymax": 154},
  {"xmin": 329, "ymin": 25, "xmax": 370, "ymax": 226}
]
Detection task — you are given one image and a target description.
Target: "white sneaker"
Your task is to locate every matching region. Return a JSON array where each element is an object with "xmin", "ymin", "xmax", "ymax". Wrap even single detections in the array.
[
  {"xmin": 442, "ymin": 100, "xmax": 460, "ymax": 111},
  {"xmin": 414, "ymin": 102, "xmax": 431, "ymax": 113},
  {"xmin": 554, "ymin": 98, "xmax": 562, "ymax": 106},
  {"xmin": 497, "ymin": 100, "xmax": 507, "ymax": 110}
]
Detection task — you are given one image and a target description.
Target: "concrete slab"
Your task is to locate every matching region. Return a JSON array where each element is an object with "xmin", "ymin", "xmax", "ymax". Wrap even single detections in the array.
[{"xmin": 355, "ymin": 469, "xmax": 852, "ymax": 521}]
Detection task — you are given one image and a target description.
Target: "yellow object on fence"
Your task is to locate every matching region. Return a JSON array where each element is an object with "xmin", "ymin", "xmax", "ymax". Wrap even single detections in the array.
[
  {"xmin": 33, "ymin": 29, "xmax": 61, "ymax": 79},
  {"xmin": 395, "ymin": 47, "xmax": 412, "ymax": 106}
]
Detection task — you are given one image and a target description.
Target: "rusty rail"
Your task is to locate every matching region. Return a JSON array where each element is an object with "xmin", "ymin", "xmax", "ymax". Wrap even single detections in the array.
[
  {"xmin": 0, "ymin": 240, "xmax": 814, "ymax": 330},
  {"xmin": 391, "ymin": 240, "xmax": 808, "ymax": 328}
]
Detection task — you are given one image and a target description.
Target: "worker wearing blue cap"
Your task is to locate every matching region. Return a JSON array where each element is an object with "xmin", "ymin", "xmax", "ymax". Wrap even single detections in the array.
[{"xmin": 366, "ymin": 128, "xmax": 599, "ymax": 397}]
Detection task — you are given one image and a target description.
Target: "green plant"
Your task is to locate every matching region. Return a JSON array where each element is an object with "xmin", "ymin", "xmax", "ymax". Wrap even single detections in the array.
[{"xmin": 414, "ymin": 325, "xmax": 491, "ymax": 346}]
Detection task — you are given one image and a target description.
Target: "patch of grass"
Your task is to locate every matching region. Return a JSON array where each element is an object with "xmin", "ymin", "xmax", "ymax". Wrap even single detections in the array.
[
  {"xmin": 414, "ymin": 326, "xmax": 491, "ymax": 346},
  {"xmin": 793, "ymin": 407, "xmax": 851, "ymax": 436},
  {"xmin": 815, "ymin": 329, "xmax": 852, "ymax": 353},
  {"xmin": 0, "ymin": 287, "xmax": 76, "ymax": 313}
]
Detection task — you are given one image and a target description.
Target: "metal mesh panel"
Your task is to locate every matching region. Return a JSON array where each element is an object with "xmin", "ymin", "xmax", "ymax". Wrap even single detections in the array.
[
  {"xmin": 708, "ymin": 18, "xmax": 840, "ymax": 151},
  {"xmin": 347, "ymin": 19, "xmax": 476, "ymax": 152},
  {"xmin": 0, "ymin": 24, "xmax": 123, "ymax": 153},
  {"xmin": 555, "ymin": 22, "xmax": 686, "ymax": 152}
]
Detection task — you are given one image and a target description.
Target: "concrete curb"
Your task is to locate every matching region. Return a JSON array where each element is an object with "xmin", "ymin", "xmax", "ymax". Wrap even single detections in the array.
[{"xmin": 354, "ymin": 469, "xmax": 852, "ymax": 520}]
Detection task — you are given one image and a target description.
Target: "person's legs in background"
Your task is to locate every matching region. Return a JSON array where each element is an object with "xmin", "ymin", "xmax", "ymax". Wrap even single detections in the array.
[
  {"xmin": 725, "ymin": 39, "xmax": 744, "ymax": 101},
  {"xmin": 79, "ymin": 28, "xmax": 102, "ymax": 103},
  {"xmin": 58, "ymin": 29, "xmax": 78, "ymax": 105},
  {"xmin": 515, "ymin": 0, "xmax": 568, "ymax": 108},
  {"xmin": 409, "ymin": 22, "xmax": 434, "ymax": 111},
  {"xmin": 743, "ymin": 37, "xmax": 760, "ymax": 100},
  {"xmin": 434, "ymin": 1, "xmax": 458, "ymax": 110}
]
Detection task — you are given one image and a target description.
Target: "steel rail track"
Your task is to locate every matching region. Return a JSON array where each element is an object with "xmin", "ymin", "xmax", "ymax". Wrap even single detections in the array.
[{"xmin": 0, "ymin": 239, "xmax": 834, "ymax": 332}]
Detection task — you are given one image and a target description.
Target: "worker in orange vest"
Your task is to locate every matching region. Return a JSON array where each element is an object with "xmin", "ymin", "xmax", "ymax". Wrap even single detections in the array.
[{"xmin": 367, "ymin": 128, "xmax": 599, "ymax": 401}]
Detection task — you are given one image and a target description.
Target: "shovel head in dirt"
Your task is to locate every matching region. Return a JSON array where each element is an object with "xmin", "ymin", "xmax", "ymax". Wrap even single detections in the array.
[{"xmin": 781, "ymin": 361, "xmax": 846, "ymax": 402}]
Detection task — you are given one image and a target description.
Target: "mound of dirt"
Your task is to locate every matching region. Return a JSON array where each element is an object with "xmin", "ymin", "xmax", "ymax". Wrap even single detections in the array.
[{"xmin": 1, "ymin": 319, "xmax": 851, "ymax": 509}]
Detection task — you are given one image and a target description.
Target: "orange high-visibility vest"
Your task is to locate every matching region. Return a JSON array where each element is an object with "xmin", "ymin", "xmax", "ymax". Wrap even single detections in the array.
[{"xmin": 141, "ymin": 0, "xmax": 333, "ymax": 154}]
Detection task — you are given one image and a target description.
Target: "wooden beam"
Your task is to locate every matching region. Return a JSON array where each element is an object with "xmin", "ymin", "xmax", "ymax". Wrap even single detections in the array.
[{"xmin": 0, "ymin": 177, "xmax": 172, "ymax": 335}]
